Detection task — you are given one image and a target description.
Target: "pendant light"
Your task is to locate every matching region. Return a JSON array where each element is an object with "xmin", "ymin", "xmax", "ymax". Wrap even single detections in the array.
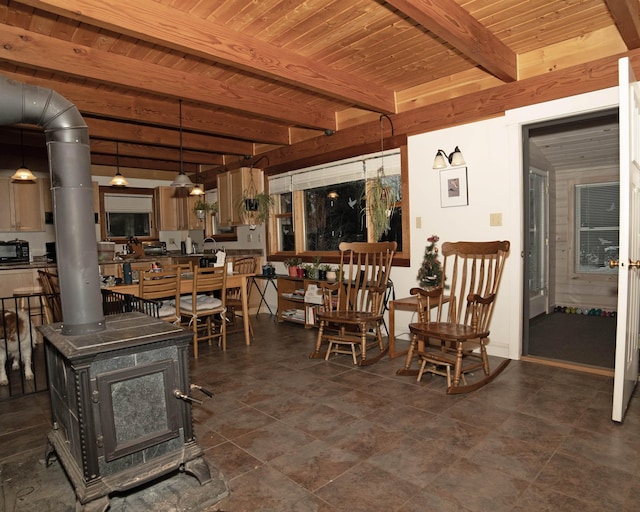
[
  {"xmin": 189, "ymin": 165, "xmax": 204, "ymax": 196},
  {"xmin": 11, "ymin": 129, "xmax": 37, "ymax": 181},
  {"xmin": 109, "ymin": 141, "xmax": 128, "ymax": 187},
  {"xmin": 171, "ymin": 99, "xmax": 194, "ymax": 187}
]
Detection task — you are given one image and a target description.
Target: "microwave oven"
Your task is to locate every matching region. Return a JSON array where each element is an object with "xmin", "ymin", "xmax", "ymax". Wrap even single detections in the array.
[{"xmin": 0, "ymin": 240, "xmax": 30, "ymax": 264}]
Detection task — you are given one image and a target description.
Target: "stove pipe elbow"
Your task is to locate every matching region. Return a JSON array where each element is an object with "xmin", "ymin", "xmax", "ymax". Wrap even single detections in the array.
[{"xmin": 0, "ymin": 74, "xmax": 105, "ymax": 335}]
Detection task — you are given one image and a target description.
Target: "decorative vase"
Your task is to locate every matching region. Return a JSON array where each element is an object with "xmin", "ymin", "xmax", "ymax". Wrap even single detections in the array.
[
  {"xmin": 326, "ymin": 271, "xmax": 337, "ymax": 282},
  {"xmin": 297, "ymin": 267, "xmax": 305, "ymax": 278}
]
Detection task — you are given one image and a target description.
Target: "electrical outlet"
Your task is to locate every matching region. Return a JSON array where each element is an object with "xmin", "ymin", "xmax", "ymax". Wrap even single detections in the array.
[
  {"xmin": 258, "ymin": 234, "xmax": 262, "ymax": 243},
  {"xmin": 247, "ymin": 234, "xmax": 252, "ymax": 243},
  {"xmin": 169, "ymin": 237, "xmax": 175, "ymax": 245}
]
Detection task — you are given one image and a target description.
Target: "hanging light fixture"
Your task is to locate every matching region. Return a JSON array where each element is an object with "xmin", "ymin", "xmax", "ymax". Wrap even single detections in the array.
[
  {"xmin": 171, "ymin": 99, "xmax": 194, "ymax": 187},
  {"xmin": 432, "ymin": 146, "xmax": 465, "ymax": 169},
  {"xmin": 11, "ymin": 129, "xmax": 37, "ymax": 181},
  {"xmin": 189, "ymin": 165, "xmax": 204, "ymax": 196},
  {"xmin": 109, "ymin": 141, "xmax": 128, "ymax": 187}
]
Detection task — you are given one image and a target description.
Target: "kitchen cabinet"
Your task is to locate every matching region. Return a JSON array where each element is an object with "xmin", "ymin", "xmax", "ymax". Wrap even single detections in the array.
[
  {"xmin": 217, "ymin": 167, "xmax": 264, "ymax": 226},
  {"xmin": 154, "ymin": 186, "xmax": 189, "ymax": 231},
  {"xmin": 0, "ymin": 177, "xmax": 45, "ymax": 232}
]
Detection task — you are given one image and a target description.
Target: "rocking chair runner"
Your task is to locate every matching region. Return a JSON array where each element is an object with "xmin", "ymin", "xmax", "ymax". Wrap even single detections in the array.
[
  {"xmin": 309, "ymin": 241, "xmax": 397, "ymax": 366},
  {"xmin": 397, "ymin": 240, "xmax": 510, "ymax": 394}
]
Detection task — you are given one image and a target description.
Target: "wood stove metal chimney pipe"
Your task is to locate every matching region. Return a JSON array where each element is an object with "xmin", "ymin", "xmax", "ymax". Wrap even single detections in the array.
[{"xmin": 0, "ymin": 74, "xmax": 105, "ymax": 335}]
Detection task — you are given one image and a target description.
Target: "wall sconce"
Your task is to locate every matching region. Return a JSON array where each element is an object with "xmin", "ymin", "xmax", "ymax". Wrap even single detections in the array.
[{"xmin": 433, "ymin": 146, "xmax": 465, "ymax": 169}]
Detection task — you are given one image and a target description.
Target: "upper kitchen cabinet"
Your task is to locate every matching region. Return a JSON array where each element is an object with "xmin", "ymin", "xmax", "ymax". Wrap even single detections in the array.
[
  {"xmin": 217, "ymin": 167, "xmax": 264, "ymax": 227},
  {"xmin": 154, "ymin": 186, "xmax": 189, "ymax": 231},
  {"xmin": 0, "ymin": 177, "xmax": 45, "ymax": 232}
]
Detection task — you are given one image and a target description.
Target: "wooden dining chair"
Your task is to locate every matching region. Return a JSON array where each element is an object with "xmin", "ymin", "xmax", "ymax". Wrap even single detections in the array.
[
  {"xmin": 398, "ymin": 240, "xmax": 511, "ymax": 394},
  {"xmin": 179, "ymin": 265, "xmax": 227, "ymax": 358},
  {"xmin": 226, "ymin": 257, "xmax": 256, "ymax": 337},
  {"xmin": 38, "ymin": 269, "xmax": 62, "ymax": 323},
  {"xmin": 309, "ymin": 241, "xmax": 396, "ymax": 366},
  {"xmin": 138, "ymin": 269, "xmax": 181, "ymax": 324}
]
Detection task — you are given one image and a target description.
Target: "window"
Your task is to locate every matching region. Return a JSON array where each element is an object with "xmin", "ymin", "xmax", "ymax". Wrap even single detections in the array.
[
  {"xmin": 268, "ymin": 148, "xmax": 407, "ymax": 262},
  {"xmin": 104, "ymin": 192, "xmax": 153, "ymax": 238},
  {"xmin": 575, "ymin": 181, "xmax": 619, "ymax": 273}
]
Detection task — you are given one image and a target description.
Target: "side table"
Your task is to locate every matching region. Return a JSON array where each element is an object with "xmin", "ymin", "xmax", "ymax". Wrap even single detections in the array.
[
  {"xmin": 252, "ymin": 274, "xmax": 278, "ymax": 316},
  {"xmin": 388, "ymin": 295, "xmax": 419, "ymax": 358}
]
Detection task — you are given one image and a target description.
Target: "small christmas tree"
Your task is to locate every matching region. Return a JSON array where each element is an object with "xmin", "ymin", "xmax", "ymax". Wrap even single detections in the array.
[{"xmin": 417, "ymin": 235, "xmax": 443, "ymax": 288}]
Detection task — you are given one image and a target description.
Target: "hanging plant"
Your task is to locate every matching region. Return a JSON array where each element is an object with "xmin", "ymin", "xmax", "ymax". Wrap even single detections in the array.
[
  {"xmin": 193, "ymin": 199, "xmax": 217, "ymax": 220},
  {"xmin": 362, "ymin": 113, "xmax": 398, "ymax": 241},
  {"xmin": 363, "ymin": 167, "xmax": 398, "ymax": 241},
  {"xmin": 235, "ymin": 156, "xmax": 273, "ymax": 224},
  {"xmin": 236, "ymin": 191, "xmax": 274, "ymax": 224}
]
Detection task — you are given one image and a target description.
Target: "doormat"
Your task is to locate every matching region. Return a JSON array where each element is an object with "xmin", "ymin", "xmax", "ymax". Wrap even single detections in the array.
[
  {"xmin": 0, "ymin": 454, "xmax": 229, "ymax": 512},
  {"xmin": 529, "ymin": 311, "xmax": 616, "ymax": 369}
]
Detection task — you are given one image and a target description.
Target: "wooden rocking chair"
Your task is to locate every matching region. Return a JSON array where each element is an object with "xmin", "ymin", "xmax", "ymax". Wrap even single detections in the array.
[
  {"xmin": 309, "ymin": 241, "xmax": 396, "ymax": 366},
  {"xmin": 397, "ymin": 240, "xmax": 510, "ymax": 394}
]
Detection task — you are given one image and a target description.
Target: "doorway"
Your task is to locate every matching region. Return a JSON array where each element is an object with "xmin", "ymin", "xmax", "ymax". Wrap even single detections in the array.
[{"xmin": 523, "ymin": 110, "xmax": 619, "ymax": 370}]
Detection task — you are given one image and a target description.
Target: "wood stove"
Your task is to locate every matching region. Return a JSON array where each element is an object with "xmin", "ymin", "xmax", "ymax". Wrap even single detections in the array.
[{"xmin": 40, "ymin": 312, "xmax": 212, "ymax": 512}]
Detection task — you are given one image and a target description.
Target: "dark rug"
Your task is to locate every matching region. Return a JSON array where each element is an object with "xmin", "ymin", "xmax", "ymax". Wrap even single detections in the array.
[
  {"xmin": 528, "ymin": 312, "xmax": 616, "ymax": 369},
  {"xmin": 0, "ymin": 454, "xmax": 229, "ymax": 512}
]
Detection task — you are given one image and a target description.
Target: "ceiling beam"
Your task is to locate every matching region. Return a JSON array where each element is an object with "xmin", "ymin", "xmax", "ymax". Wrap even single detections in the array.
[
  {"xmin": 23, "ymin": 0, "xmax": 396, "ymax": 114},
  {"xmin": 604, "ymin": 0, "xmax": 640, "ymax": 50},
  {"xmin": 0, "ymin": 70, "xmax": 292, "ymax": 145},
  {"xmin": 385, "ymin": 0, "xmax": 517, "ymax": 82},
  {"xmin": 0, "ymin": 24, "xmax": 337, "ymax": 129},
  {"xmin": 90, "ymin": 140, "xmax": 225, "ymax": 166},
  {"xmin": 85, "ymin": 117, "xmax": 254, "ymax": 156}
]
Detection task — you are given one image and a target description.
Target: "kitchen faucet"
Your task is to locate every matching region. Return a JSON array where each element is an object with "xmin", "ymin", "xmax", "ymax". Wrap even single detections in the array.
[{"xmin": 202, "ymin": 237, "xmax": 217, "ymax": 253}]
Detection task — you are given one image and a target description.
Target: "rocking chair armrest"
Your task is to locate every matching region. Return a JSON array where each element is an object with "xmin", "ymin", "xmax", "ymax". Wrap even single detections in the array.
[
  {"xmin": 466, "ymin": 292, "xmax": 496, "ymax": 305},
  {"xmin": 410, "ymin": 286, "xmax": 443, "ymax": 299}
]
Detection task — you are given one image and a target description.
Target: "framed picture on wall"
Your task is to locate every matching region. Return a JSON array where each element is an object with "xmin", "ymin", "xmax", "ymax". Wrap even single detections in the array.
[{"xmin": 440, "ymin": 166, "xmax": 468, "ymax": 207}]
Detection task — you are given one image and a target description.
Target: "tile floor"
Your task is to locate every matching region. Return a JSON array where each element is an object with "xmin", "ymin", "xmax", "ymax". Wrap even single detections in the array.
[{"xmin": 2, "ymin": 315, "xmax": 640, "ymax": 511}]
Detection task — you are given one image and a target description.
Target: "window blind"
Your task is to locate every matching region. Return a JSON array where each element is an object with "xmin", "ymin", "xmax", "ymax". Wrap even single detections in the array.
[
  {"xmin": 268, "ymin": 150, "xmax": 401, "ymax": 192},
  {"xmin": 104, "ymin": 193, "xmax": 153, "ymax": 213}
]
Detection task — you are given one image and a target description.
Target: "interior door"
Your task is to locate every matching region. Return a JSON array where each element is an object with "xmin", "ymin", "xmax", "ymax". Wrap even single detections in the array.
[{"xmin": 612, "ymin": 57, "xmax": 640, "ymax": 423}]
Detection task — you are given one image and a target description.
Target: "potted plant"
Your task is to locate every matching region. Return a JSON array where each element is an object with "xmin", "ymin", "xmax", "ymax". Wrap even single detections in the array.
[
  {"xmin": 417, "ymin": 235, "xmax": 443, "ymax": 288},
  {"xmin": 193, "ymin": 199, "xmax": 217, "ymax": 220},
  {"xmin": 318, "ymin": 263, "xmax": 330, "ymax": 280},
  {"xmin": 284, "ymin": 257, "xmax": 302, "ymax": 277}
]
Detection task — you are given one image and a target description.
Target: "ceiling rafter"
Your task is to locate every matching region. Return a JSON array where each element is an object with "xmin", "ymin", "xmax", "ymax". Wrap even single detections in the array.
[
  {"xmin": 0, "ymin": 23, "xmax": 337, "ymax": 129},
  {"xmin": 603, "ymin": 0, "xmax": 640, "ymax": 49},
  {"xmin": 21, "ymin": 0, "xmax": 397, "ymax": 113},
  {"xmin": 0, "ymin": 70, "xmax": 292, "ymax": 145},
  {"xmin": 385, "ymin": 0, "xmax": 517, "ymax": 82}
]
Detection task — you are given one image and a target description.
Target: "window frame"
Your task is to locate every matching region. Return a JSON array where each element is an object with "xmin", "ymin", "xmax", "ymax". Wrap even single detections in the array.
[
  {"xmin": 266, "ymin": 145, "xmax": 410, "ymax": 266},
  {"xmin": 568, "ymin": 175, "xmax": 619, "ymax": 279}
]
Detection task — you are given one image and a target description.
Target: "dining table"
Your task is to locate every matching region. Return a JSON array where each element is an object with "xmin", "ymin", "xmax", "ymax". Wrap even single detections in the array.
[{"xmin": 106, "ymin": 272, "xmax": 255, "ymax": 347}]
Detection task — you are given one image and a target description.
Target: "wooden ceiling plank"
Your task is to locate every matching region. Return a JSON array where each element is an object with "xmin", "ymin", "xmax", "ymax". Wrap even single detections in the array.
[
  {"xmin": 385, "ymin": 0, "xmax": 517, "ymax": 82},
  {"xmin": 604, "ymin": 0, "xmax": 640, "ymax": 50},
  {"xmin": 0, "ymin": 70, "xmax": 291, "ymax": 145},
  {"xmin": 22, "ymin": 0, "xmax": 396, "ymax": 113},
  {"xmin": 0, "ymin": 24, "xmax": 337, "ymax": 129}
]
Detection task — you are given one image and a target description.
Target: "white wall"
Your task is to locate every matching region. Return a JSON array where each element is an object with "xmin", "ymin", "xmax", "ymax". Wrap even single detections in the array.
[{"xmin": 385, "ymin": 86, "xmax": 620, "ymax": 361}]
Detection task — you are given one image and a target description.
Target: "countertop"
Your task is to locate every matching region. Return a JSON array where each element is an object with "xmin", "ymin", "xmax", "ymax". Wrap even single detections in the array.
[{"xmin": 0, "ymin": 261, "xmax": 57, "ymax": 271}]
